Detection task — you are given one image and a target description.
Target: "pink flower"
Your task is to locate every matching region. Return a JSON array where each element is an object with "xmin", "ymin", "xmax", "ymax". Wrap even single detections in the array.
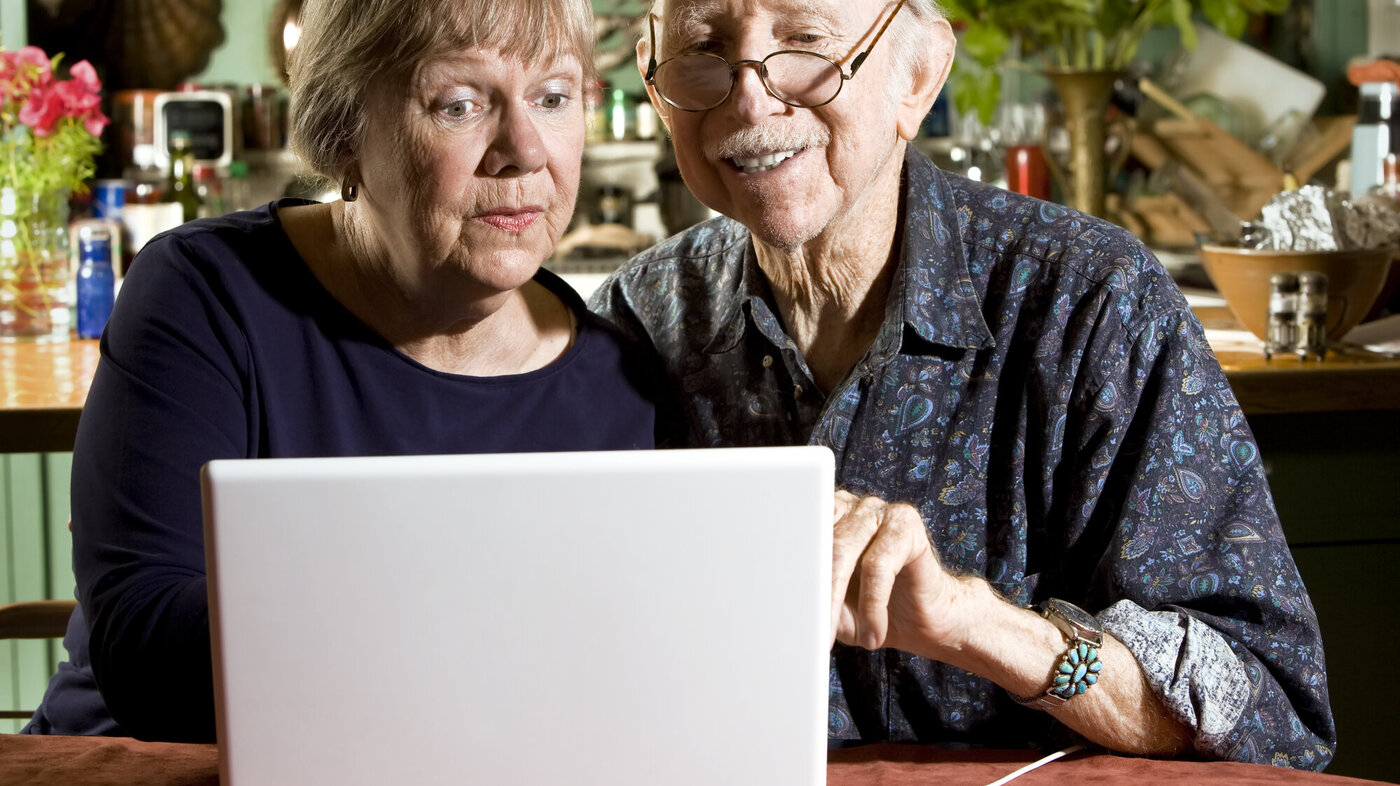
[
  {"xmin": 54, "ymin": 79, "xmax": 100, "ymax": 114},
  {"xmin": 68, "ymin": 60, "xmax": 100, "ymax": 94},
  {"xmin": 83, "ymin": 109, "xmax": 109, "ymax": 137},
  {"xmin": 19, "ymin": 86, "xmax": 63, "ymax": 136}
]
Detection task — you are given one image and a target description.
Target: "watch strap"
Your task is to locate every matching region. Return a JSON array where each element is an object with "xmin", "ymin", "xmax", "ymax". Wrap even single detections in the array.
[{"xmin": 1010, "ymin": 599, "xmax": 1104, "ymax": 710}]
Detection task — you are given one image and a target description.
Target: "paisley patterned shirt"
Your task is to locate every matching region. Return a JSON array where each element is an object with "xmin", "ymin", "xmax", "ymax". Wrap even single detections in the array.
[{"xmin": 590, "ymin": 147, "xmax": 1334, "ymax": 768}]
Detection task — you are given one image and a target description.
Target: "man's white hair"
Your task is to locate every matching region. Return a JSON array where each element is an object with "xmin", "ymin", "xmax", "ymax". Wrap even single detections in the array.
[{"xmin": 887, "ymin": 0, "xmax": 947, "ymax": 97}]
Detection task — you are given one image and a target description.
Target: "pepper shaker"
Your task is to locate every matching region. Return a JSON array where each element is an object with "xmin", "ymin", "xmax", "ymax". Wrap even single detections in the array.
[
  {"xmin": 1264, "ymin": 272, "xmax": 1299, "ymax": 360},
  {"xmin": 1294, "ymin": 271, "xmax": 1328, "ymax": 360}
]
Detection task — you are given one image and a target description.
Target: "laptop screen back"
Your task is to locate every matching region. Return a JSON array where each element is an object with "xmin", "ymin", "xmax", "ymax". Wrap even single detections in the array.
[{"xmin": 203, "ymin": 446, "xmax": 833, "ymax": 785}]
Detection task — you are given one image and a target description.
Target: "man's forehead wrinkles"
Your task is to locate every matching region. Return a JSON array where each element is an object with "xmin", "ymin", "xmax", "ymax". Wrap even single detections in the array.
[{"xmin": 663, "ymin": 0, "xmax": 846, "ymax": 35}]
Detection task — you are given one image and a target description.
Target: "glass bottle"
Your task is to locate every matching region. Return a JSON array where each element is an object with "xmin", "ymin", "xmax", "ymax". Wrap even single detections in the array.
[
  {"xmin": 606, "ymin": 88, "xmax": 632, "ymax": 142},
  {"xmin": 162, "ymin": 131, "xmax": 203, "ymax": 223},
  {"xmin": 75, "ymin": 224, "xmax": 115, "ymax": 339},
  {"xmin": 226, "ymin": 160, "xmax": 253, "ymax": 213},
  {"xmin": 193, "ymin": 164, "xmax": 225, "ymax": 218}
]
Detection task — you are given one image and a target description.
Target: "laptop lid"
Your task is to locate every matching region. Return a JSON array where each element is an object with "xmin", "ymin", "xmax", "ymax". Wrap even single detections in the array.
[{"xmin": 202, "ymin": 446, "xmax": 833, "ymax": 785}]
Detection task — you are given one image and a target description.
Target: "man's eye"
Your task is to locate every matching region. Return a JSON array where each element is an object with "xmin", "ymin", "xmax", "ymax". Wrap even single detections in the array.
[{"xmin": 792, "ymin": 33, "xmax": 822, "ymax": 44}]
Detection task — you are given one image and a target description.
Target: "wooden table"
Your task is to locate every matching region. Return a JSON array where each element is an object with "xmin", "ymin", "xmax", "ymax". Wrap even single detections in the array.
[
  {"xmin": 2, "ymin": 315, "xmax": 1400, "ymax": 454},
  {"xmin": 1196, "ymin": 306, "xmax": 1400, "ymax": 415},
  {"xmin": 0, "ymin": 736, "xmax": 1384, "ymax": 785},
  {"xmin": 0, "ymin": 339, "xmax": 99, "ymax": 453}
]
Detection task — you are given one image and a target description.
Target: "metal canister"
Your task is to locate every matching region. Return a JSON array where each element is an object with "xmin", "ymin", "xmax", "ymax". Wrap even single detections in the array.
[
  {"xmin": 1294, "ymin": 271, "xmax": 1328, "ymax": 360},
  {"xmin": 1264, "ymin": 272, "xmax": 1299, "ymax": 360},
  {"xmin": 76, "ymin": 224, "xmax": 115, "ymax": 339}
]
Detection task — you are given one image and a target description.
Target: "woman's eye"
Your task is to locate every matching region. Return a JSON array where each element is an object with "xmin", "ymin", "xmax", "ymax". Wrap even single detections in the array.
[
  {"xmin": 538, "ymin": 93, "xmax": 568, "ymax": 109},
  {"xmin": 443, "ymin": 99, "xmax": 476, "ymax": 118}
]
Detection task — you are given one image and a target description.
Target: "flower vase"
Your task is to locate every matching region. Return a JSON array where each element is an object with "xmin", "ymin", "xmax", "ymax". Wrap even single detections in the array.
[{"xmin": 0, "ymin": 187, "xmax": 72, "ymax": 340}]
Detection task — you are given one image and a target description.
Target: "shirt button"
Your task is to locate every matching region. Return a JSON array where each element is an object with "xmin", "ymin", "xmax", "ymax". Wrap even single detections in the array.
[
  {"xmin": 793, "ymin": 385, "xmax": 804, "ymax": 399},
  {"xmin": 762, "ymin": 355, "xmax": 774, "ymax": 368}
]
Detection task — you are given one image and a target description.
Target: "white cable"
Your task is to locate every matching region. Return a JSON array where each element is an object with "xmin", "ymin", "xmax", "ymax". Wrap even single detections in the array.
[{"xmin": 982, "ymin": 744, "xmax": 1085, "ymax": 786}]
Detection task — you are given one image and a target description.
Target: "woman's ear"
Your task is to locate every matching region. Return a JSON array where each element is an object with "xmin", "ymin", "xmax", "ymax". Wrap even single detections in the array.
[{"xmin": 896, "ymin": 16, "xmax": 956, "ymax": 141}]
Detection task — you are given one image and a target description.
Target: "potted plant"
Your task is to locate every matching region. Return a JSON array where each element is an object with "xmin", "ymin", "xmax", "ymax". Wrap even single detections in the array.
[{"xmin": 943, "ymin": 0, "xmax": 1289, "ymax": 217}]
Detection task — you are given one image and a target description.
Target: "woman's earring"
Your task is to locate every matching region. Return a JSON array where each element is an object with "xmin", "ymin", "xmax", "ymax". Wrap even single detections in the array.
[{"xmin": 341, "ymin": 177, "xmax": 358, "ymax": 203}]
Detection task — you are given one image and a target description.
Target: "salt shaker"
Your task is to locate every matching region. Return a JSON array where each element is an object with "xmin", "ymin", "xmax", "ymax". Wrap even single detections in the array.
[
  {"xmin": 1264, "ymin": 272, "xmax": 1299, "ymax": 360},
  {"xmin": 1294, "ymin": 271, "xmax": 1329, "ymax": 360}
]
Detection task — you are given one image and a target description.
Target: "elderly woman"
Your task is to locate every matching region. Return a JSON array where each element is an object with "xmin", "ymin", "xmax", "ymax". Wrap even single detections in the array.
[{"xmin": 24, "ymin": 0, "xmax": 654, "ymax": 742}]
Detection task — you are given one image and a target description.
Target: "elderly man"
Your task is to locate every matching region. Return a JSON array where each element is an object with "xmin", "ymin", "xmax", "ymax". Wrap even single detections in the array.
[{"xmin": 591, "ymin": 0, "xmax": 1334, "ymax": 767}]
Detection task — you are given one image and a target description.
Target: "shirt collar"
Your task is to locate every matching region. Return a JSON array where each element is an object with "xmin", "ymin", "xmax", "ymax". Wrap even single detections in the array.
[{"xmin": 891, "ymin": 146, "xmax": 995, "ymax": 353}]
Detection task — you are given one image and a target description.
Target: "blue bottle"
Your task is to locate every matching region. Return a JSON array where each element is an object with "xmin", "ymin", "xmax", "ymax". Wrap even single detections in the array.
[{"xmin": 76, "ymin": 225, "xmax": 115, "ymax": 339}]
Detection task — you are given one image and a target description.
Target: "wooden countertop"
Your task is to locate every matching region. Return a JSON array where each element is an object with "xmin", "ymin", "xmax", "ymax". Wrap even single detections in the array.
[
  {"xmin": 2, "ymin": 313, "xmax": 1400, "ymax": 453},
  {"xmin": 1195, "ymin": 306, "xmax": 1400, "ymax": 416},
  {"xmin": 0, "ymin": 338, "xmax": 99, "ymax": 453}
]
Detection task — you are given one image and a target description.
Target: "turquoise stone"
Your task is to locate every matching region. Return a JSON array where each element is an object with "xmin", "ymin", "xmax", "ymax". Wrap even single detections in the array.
[{"xmin": 1073, "ymin": 663, "xmax": 1087, "ymax": 683}]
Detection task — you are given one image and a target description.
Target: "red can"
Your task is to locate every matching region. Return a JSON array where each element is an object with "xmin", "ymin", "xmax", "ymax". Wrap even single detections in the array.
[{"xmin": 1005, "ymin": 144, "xmax": 1051, "ymax": 201}]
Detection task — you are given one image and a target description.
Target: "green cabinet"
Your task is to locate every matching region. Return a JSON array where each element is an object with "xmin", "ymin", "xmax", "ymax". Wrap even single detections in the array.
[{"xmin": 0, "ymin": 453, "xmax": 74, "ymax": 733}]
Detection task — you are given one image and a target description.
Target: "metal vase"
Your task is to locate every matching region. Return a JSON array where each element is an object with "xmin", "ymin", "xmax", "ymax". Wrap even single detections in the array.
[{"xmin": 1043, "ymin": 68, "xmax": 1122, "ymax": 218}]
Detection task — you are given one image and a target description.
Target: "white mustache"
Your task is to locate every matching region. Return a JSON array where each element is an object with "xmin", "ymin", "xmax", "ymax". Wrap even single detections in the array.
[{"xmin": 704, "ymin": 124, "xmax": 831, "ymax": 161}]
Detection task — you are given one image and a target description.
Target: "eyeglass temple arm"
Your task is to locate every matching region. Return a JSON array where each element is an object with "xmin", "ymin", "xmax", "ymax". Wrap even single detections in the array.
[
  {"xmin": 848, "ymin": 0, "xmax": 907, "ymax": 78},
  {"xmin": 645, "ymin": 13, "xmax": 659, "ymax": 81}
]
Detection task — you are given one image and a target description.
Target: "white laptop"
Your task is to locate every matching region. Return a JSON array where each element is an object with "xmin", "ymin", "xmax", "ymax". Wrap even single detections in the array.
[{"xmin": 202, "ymin": 446, "xmax": 834, "ymax": 786}]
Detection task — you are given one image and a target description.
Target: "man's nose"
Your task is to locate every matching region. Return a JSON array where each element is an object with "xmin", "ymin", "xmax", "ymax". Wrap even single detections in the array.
[{"xmin": 728, "ymin": 60, "xmax": 786, "ymax": 122}]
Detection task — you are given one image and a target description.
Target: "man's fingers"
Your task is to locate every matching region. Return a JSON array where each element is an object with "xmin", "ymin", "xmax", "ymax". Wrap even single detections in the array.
[
  {"xmin": 831, "ymin": 495, "xmax": 883, "ymax": 643},
  {"xmin": 854, "ymin": 510, "xmax": 907, "ymax": 649}
]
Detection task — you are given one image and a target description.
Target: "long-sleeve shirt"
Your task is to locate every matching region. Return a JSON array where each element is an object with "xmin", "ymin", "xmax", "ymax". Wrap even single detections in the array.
[
  {"xmin": 590, "ymin": 147, "xmax": 1335, "ymax": 768},
  {"xmin": 28, "ymin": 200, "xmax": 657, "ymax": 742}
]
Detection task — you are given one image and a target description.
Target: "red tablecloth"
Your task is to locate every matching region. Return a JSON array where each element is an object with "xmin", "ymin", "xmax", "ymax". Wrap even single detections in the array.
[{"xmin": 0, "ymin": 735, "xmax": 1382, "ymax": 785}]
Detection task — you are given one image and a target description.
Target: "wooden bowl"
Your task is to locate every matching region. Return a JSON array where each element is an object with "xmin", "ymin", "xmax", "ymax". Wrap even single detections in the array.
[{"xmin": 1197, "ymin": 244, "xmax": 1396, "ymax": 341}]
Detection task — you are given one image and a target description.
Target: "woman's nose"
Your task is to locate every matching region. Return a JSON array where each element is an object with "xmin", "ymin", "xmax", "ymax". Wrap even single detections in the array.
[{"xmin": 482, "ymin": 104, "xmax": 547, "ymax": 176}]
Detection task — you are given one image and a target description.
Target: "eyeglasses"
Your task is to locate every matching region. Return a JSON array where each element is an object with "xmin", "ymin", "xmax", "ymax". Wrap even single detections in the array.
[{"xmin": 644, "ymin": 0, "xmax": 907, "ymax": 112}]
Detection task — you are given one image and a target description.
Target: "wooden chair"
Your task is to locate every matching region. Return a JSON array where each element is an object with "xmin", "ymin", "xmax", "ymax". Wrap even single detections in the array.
[{"xmin": 0, "ymin": 600, "xmax": 76, "ymax": 720}]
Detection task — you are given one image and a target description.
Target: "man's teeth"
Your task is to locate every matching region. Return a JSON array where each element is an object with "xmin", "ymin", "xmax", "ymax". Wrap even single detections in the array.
[{"xmin": 730, "ymin": 150, "xmax": 798, "ymax": 173}]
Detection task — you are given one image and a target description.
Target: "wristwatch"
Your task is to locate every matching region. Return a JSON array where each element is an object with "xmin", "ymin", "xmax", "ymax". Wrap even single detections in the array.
[{"xmin": 1011, "ymin": 598, "xmax": 1104, "ymax": 711}]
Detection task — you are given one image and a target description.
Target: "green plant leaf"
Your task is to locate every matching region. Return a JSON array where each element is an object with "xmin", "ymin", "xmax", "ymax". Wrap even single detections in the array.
[
  {"xmin": 950, "ymin": 60, "xmax": 1001, "ymax": 125},
  {"xmin": 1201, "ymin": 0, "xmax": 1249, "ymax": 37},
  {"xmin": 1169, "ymin": 0, "xmax": 1198, "ymax": 50},
  {"xmin": 960, "ymin": 21, "xmax": 1012, "ymax": 67}
]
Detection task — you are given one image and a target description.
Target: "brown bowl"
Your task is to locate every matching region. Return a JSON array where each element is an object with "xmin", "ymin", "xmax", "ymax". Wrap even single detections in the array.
[{"xmin": 1197, "ymin": 244, "xmax": 1397, "ymax": 342}]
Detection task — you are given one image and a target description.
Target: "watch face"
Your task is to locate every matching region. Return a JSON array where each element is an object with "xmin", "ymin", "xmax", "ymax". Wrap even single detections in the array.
[{"xmin": 1045, "ymin": 598, "xmax": 1102, "ymax": 636}]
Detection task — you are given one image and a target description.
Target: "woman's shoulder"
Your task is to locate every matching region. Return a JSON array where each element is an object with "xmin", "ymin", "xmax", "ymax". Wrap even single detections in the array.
[{"xmin": 124, "ymin": 200, "xmax": 316, "ymax": 300}]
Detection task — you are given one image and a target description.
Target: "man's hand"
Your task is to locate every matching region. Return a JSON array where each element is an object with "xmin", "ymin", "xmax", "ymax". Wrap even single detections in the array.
[{"xmin": 830, "ymin": 491, "xmax": 967, "ymax": 654}]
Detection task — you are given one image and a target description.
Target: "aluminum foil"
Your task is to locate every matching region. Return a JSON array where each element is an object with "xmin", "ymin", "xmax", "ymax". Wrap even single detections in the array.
[
  {"xmin": 1257, "ymin": 186, "xmax": 1340, "ymax": 250},
  {"xmin": 1254, "ymin": 185, "xmax": 1400, "ymax": 251}
]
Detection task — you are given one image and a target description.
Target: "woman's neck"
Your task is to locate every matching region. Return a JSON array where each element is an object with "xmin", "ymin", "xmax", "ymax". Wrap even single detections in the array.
[{"xmin": 280, "ymin": 201, "xmax": 573, "ymax": 376}]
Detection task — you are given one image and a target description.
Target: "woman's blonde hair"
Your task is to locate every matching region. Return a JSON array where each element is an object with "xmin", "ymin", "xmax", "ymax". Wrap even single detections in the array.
[{"xmin": 289, "ymin": 0, "xmax": 596, "ymax": 183}]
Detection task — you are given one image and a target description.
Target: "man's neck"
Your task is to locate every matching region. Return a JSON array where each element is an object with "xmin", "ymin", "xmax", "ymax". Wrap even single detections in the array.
[{"xmin": 753, "ymin": 147, "xmax": 905, "ymax": 394}]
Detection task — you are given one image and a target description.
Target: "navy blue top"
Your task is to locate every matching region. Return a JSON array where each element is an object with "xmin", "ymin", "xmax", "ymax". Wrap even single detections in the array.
[{"xmin": 27, "ymin": 200, "xmax": 657, "ymax": 742}]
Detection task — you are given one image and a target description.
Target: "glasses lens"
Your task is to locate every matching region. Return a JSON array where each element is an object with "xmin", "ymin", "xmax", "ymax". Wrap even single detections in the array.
[
  {"xmin": 764, "ymin": 52, "xmax": 842, "ymax": 107},
  {"xmin": 654, "ymin": 54, "xmax": 732, "ymax": 110}
]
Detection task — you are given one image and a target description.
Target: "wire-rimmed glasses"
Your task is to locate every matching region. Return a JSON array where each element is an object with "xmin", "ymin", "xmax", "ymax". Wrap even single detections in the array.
[{"xmin": 644, "ymin": 0, "xmax": 907, "ymax": 112}]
